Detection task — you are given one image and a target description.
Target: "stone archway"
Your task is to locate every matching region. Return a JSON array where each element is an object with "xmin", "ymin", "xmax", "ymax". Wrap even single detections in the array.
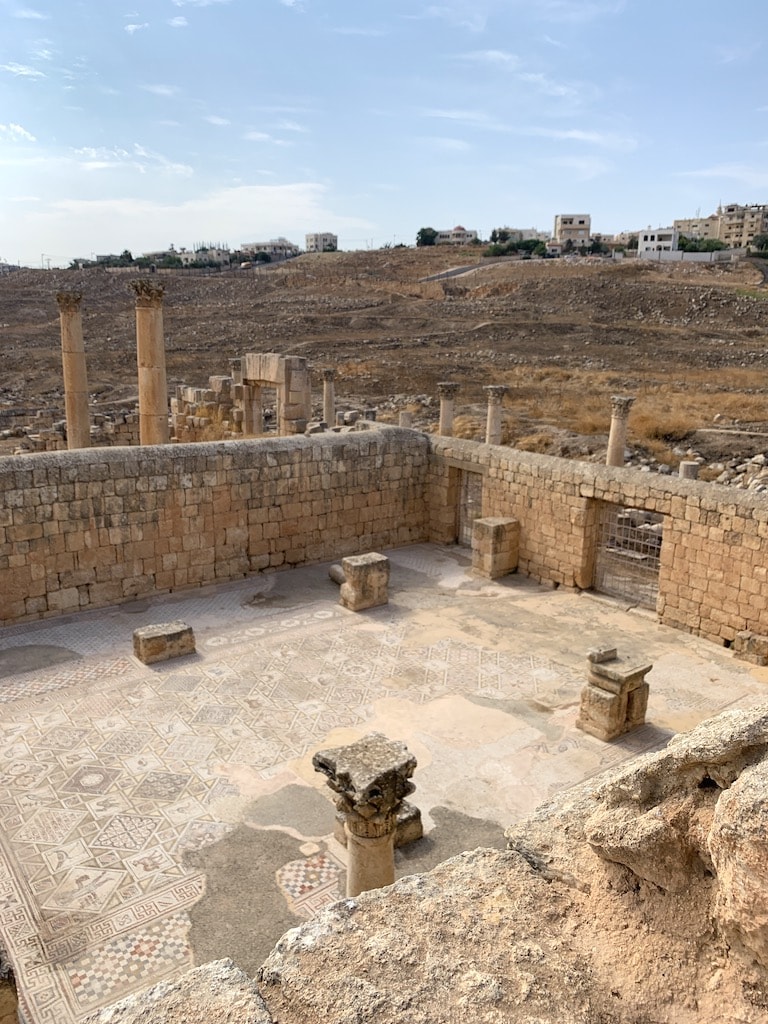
[{"xmin": 233, "ymin": 354, "xmax": 311, "ymax": 436}]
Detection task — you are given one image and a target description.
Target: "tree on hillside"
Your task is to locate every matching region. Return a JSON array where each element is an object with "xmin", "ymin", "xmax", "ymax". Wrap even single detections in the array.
[
  {"xmin": 416, "ymin": 227, "xmax": 438, "ymax": 247},
  {"xmin": 751, "ymin": 234, "xmax": 768, "ymax": 251}
]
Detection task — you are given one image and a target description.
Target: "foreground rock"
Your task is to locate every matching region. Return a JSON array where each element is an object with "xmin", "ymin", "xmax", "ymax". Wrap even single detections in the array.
[{"xmin": 95, "ymin": 704, "xmax": 768, "ymax": 1024}]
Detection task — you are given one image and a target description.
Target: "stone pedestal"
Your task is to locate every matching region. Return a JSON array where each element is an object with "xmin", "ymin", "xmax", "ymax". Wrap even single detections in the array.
[
  {"xmin": 471, "ymin": 517, "xmax": 519, "ymax": 579},
  {"xmin": 133, "ymin": 621, "xmax": 195, "ymax": 664},
  {"xmin": 322, "ymin": 368, "xmax": 336, "ymax": 428},
  {"xmin": 313, "ymin": 732, "xmax": 418, "ymax": 897},
  {"xmin": 436, "ymin": 382, "xmax": 460, "ymax": 437},
  {"xmin": 484, "ymin": 385, "xmax": 508, "ymax": 445},
  {"xmin": 606, "ymin": 395, "xmax": 635, "ymax": 467},
  {"xmin": 339, "ymin": 553, "xmax": 389, "ymax": 611},
  {"xmin": 133, "ymin": 281, "xmax": 169, "ymax": 445},
  {"xmin": 398, "ymin": 411, "xmax": 413, "ymax": 428},
  {"xmin": 576, "ymin": 646, "xmax": 652, "ymax": 741},
  {"xmin": 733, "ymin": 630, "xmax": 768, "ymax": 666},
  {"xmin": 679, "ymin": 460, "xmax": 699, "ymax": 479},
  {"xmin": 56, "ymin": 291, "xmax": 91, "ymax": 450}
]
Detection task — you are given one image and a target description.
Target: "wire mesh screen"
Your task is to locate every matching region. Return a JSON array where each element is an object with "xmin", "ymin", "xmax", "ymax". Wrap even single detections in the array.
[
  {"xmin": 593, "ymin": 504, "xmax": 664, "ymax": 608},
  {"xmin": 458, "ymin": 471, "xmax": 483, "ymax": 547}
]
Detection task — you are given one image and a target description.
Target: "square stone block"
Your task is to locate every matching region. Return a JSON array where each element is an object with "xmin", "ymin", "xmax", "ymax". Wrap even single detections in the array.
[
  {"xmin": 471, "ymin": 517, "xmax": 519, "ymax": 580},
  {"xmin": 733, "ymin": 630, "xmax": 768, "ymax": 666},
  {"xmin": 133, "ymin": 621, "xmax": 195, "ymax": 664},
  {"xmin": 339, "ymin": 552, "xmax": 390, "ymax": 612}
]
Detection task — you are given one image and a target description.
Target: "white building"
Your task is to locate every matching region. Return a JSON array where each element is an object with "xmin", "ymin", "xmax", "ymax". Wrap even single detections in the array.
[
  {"xmin": 638, "ymin": 226, "xmax": 679, "ymax": 255},
  {"xmin": 305, "ymin": 233, "xmax": 338, "ymax": 253},
  {"xmin": 435, "ymin": 225, "xmax": 478, "ymax": 245},
  {"xmin": 240, "ymin": 238, "xmax": 301, "ymax": 261},
  {"xmin": 178, "ymin": 245, "xmax": 230, "ymax": 267}
]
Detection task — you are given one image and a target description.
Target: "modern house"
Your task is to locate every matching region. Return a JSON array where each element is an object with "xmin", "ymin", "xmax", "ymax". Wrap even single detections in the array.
[
  {"xmin": 435, "ymin": 226, "xmax": 478, "ymax": 245},
  {"xmin": 305, "ymin": 233, "xmax": 338, "ymax": 253}
]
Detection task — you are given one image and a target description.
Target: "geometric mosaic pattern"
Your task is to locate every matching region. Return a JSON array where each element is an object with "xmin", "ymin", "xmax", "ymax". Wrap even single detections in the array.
[{"xmin": 1, "ymin": 546, "xmax": 764, "ymax": 1024}]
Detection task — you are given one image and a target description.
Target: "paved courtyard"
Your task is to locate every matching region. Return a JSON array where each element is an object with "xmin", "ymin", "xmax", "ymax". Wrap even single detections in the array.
[{"xmin": 0, "ymin": 543, "xmax": 765, "ymax": 1023}]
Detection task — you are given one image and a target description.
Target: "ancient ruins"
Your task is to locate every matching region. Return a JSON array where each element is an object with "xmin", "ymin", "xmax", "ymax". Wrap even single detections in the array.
[{"xmin": 1, "ymin": 279, "xmax": 768, "ymax": 1023}]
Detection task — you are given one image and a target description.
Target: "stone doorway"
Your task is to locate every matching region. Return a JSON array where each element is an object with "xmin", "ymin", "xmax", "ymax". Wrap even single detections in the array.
[
  {"xmin": 457, "ymin": 471, "xmax": 483, "ymax": 547},
  {"xmin": 593, "ymin": 504, "xmax": 664, "ymax": 609}
]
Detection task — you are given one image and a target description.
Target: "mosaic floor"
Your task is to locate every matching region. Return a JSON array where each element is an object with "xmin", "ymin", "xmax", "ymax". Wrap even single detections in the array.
[{"xmin": 0, "ymin": 545, "xmax": 765, "ymax": 1023}]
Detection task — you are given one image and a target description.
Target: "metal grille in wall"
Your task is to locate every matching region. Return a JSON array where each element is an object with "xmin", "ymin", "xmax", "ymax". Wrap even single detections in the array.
[
  {"xmin": 458, "ymin": 471, "xmax": 483, "ymax": 547},
  {"xmin": 593, "ymin": 504, "xmax": 664, "ymax": 609}
]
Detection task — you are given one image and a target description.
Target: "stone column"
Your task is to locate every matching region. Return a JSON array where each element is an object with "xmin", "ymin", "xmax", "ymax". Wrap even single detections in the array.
[
  {"xmin": 398, "ymin": 411, "xmax": 413, "ymax": 428},
  {"xmin": 484, "ymin": 385, "xmax": 508, "ymax": 445},
  {"xmin": 56, "ymin": 290, "xmax": 90, "ymax": 449},
  {"xmin": 322, "ymin": 368, "xmax": 336, "ymax": 428},
  {"xmin": 436, "ymin": 382, "xmax": 460, "ymax": 436},
  {"xmin": 313, "ymin": 733, "xmax": 417, "ymax": 898},
  {"xmin": 132, "ymin": 281, "xmax": 169, "ymax": 445},
  {"xmin": 606, "ymin": 395, "xmax": 635, "ymax": 467},
  {"xmin": 242, "ymin": 384, "xmax": 264, "ymax": 435}
]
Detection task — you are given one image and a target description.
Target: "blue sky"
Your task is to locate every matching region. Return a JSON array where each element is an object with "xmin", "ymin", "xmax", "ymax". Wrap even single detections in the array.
[{"xmin": 1, "ymin": 0, "xmax": 766, "ymax": 266}]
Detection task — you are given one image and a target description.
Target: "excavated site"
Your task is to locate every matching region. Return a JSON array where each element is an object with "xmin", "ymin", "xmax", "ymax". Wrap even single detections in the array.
[{"xmin": 1, "ymin": 250, "xmax": 768, "ymax": 1024}]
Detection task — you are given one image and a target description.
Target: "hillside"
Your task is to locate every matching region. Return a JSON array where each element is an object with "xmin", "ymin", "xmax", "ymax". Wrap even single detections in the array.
[{"xmin": 1, "ymin": 250, "xmax": 767, "ymax": 464}]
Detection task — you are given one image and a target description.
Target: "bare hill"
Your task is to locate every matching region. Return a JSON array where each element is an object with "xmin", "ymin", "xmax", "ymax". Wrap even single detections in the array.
[{"xmin": 1, "ymin": 251, "xmax": 767, "ymax": 463}]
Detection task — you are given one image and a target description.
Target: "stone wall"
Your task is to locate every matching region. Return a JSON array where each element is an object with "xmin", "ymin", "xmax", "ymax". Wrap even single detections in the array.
[
  {"xmin": 428, "ymin": 436, "xmax": 768, "ymax": 645},
  {"xmin": 3, "ymin": 429, "xmax": 768, "ymax": 644},
  {"xmin": 0, "ymin": 430, "xmax": 428, "ymax": 623}
]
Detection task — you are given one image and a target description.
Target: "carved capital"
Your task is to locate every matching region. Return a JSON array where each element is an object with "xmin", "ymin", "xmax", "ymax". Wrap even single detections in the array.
[
  {"xmin": 484, "ymin": 385, "xmax": 509, "ymax": 405},
  {"xmin": 322, "ymin": 367, "xmax": 336, "ymax": 382},
  {"xmin": 131, "ymin": 280, "xmax": 165, "ymax": 307},
  {"xmin": 313, "ymin": 732, "xmax": 417, "ymax": 836},
  {"xmin": 610, "ymin": 395, "xmax": 635, "ymax": 419},
  {"xmin": 56, "ymin": 290, "xmax": 83, "ymax": 313},
  {"xmin": 436, "ymin": 382, "xmax": 460, "ymax": 400}
]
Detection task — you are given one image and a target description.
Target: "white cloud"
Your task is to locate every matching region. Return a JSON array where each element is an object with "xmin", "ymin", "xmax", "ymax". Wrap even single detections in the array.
[
  {"xmin": 0, "ymin": 62, "xmax": 45, "ymax": 78},
  {"xmin": 276, "ymin": 119, "xmax": 308, "ymax": 132},
  {"xmin": 244, "ymin": 130, "xmax": 290, "ymax": 145},
  {"xmin": 13, "ymin": 7, "xmax": 48, "ymax": 19},
  {"xmin": 204, "ymin": 115, "xmax": 230, "ymax": 125},
  {"xmin": 715, "ymin": 43, "xmax": 759, "ymax": 65},
  {"xmin": 30, "ymin": 45, "xmax": 53, "ymax": 60},
  {"xmin": 168, "ymin": 16, "xmax": 188, "ymax": 27},
  {"xmin": 0, "ymin": 122, "xmax": 36, "ymax": 141},
  {"xmin": 332, "ymin": 26, "xmax": 387, "ymax": 36},
  {"xmin": 522, "ymin": 0, "xmax": 625, "ymax": 22},
  {"xmin": 124, "ymin": 23, "xmax": 149, "ymax": 35},
  {"xmin": 679, "ymin": 163, "xmax": 768, "ymax": 189},
  {"xmin": 171, "ymin": 0, "xmax": 232, "ymax": 5},
  {"xmin": 142, "ymin": 84, "xmax": 180, "ymax": 96},
  {"xmin": 423, "ymin": 136, "xmax": 471, "ymax": 152},
  {"xmin": 17, "ymin": 183, "xmax": 372, "ymax": 263},
  {"xmin": 550, "ymin": 154, "xmax": 612, "ymax": 179},
  {"xmin": 419, "ymin": 4, "xmax": 488, "ymax": 32},
  {"xmin": 419, "ymin": 107, "xmax": 506, "ymax": 130},
  {"xmin": 458, "ymin": 49, "xmax": 519, "ymax": 66},
  {"xmin": 530, "ymin": 126, "xmax": 637, "ymax": 151},
  {"xmin": 70, "ymin": 143, "xmax": 193, "ymax": 177}
]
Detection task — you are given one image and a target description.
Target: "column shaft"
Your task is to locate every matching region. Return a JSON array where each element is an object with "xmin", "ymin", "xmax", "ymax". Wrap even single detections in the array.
[
  {"xmin": 56, "ymin": 292, "xmax": 90, "ymax": 450},
  {"xmin": 344, "ymin": 825, "xmax": 396, "ymax": 898},
  {"xmin": 606, "ymin": 396, "xmax": 635, "ymax": 467},
  {"xmin": 134, "ymin": 283, "xmax": 169, "ymax": 445},
  {"xmin": 322, "ymin": 369, "xmax": 336, "ymax": 427}
]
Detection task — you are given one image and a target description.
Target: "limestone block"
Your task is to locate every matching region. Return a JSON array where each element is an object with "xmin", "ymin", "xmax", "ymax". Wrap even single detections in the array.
[
  {"xmin": 709, "ymin": 759, "xmax": 768, "ymax": 969},
  {"xmin": 339, "ymin": 553, "xmax": 390, "ymax": 611},
  {"xmin": 577, "ymin": 650, "xmax": 652, "ymax": 741},
  {"xmin": 732, "ymin": 630, "xmax": 768, "ymax": 666},
  {"xmin": 133, "ymin": 621, "xmax": 195, "ymax": 664},
  {"xmin": 471, "ymin": 516, "xmax": 519, "ymax": 579},
  {"xmin": 85, "ymin": 959, "xmax": 271, "ymax": 1024}
]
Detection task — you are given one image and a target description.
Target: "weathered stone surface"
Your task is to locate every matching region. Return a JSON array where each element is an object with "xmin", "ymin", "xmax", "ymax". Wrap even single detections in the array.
[
  {"xmin": 471, "ymin": 516, "xmax": 519, "ymax": 579},
  {"xmin": 259, "ymin": 704, "xmax": 768, "ymax": 1024},
  {"xmin": 133, "ymin": 621, "xmax": 195, "ymax": 664},
  {"xmin": 85, "ymin": 959, "xmax": 272, "ymax": 1024},
  {"xmin": 709, "ymin": 758, "xmax": 768, "ymax": 968},
  {"xmin": 577, "ymin": 650, "xmax": 652, "ymax": 741},
  {"xmin": 733, "ymin": 630, "xmax": 768, "ymax": 666},
  {"xmin": 339, "ymin": 553, "xmax": 390, "ymax": 612}
]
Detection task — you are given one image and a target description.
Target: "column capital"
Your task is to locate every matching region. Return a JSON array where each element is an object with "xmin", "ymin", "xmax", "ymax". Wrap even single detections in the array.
[
  {"xmin": 436, "ymin": 382, "xmax": 460, "ymax": 399},
  {"xmin": 484, "ymin": 384, "xmax": 509, "ymax": 405},
  {"xmin": 131, "ymin": 279, "xmax": 165, "ymax": 307},
  {"xmin": 610, "ymin": 394, "xmax": 635, "ymax": 418},
  {"xmin": 322, "ymin": 367, "xmax": 336, "ymax": 382},
  {"xmin": 56, "ymin": 290, "xmax": 83, "ymax": 313},
  {"xmin": 313, "ymin": 732, "xmax": 416, "ymax": 834}
]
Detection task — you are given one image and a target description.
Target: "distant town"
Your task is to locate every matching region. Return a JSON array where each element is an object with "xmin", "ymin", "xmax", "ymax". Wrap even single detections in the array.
[{"xmin": 2, "ymin": 202, "xmax": 768, "ymax": 274}]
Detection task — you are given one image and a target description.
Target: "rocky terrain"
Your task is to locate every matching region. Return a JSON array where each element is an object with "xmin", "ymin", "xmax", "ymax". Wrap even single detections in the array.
[
  {"xmin": 87, "ymin": 703, "xmax": 768, "ymax": 1024},
  {"xmin": 1, "ymin": 250, "xmax": 768, "ymax": 472}
]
